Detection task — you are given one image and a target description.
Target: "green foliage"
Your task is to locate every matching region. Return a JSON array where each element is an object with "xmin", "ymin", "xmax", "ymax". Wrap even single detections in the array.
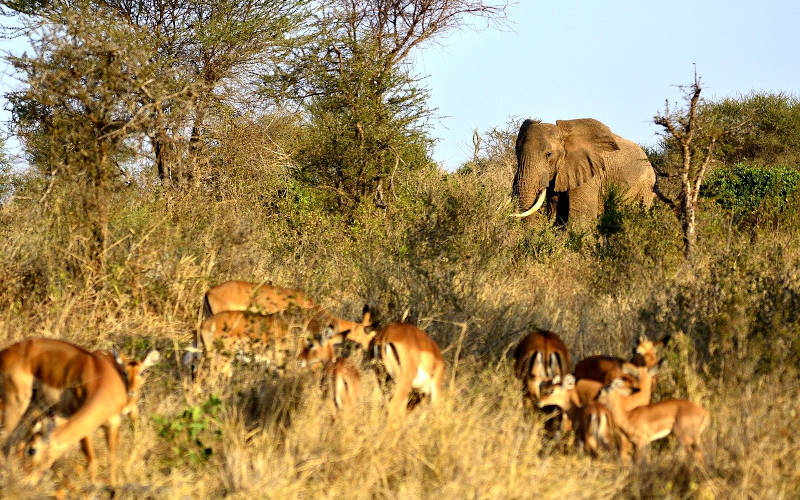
[
  {"xmin": 701, "ymin": 92, "xmax": 800, "ymax": 167},
  {"xmin": 591, "ymin": 201, "xmax": 682, "ymax": 294},
  {"xmin": 154, "ymin": 396, "xmax": 223, "ymax": 465},
  {"xmin": 0, "ymin": 139, "xmax": 12, "ymax": 202},
  {"xmin": 596, "ymin": 185, "xmax": 626, "ymax": 239},
  {"xmin": 701, "ymin": 163, "xmax": 800, "ymax": 226},
  {"xmin": 517, "ymin": 225, "xmax": 563, "ymax": 262},
  {"xmin": 288, "ymin": 8, "xmax": 433, "ymax": 208}
]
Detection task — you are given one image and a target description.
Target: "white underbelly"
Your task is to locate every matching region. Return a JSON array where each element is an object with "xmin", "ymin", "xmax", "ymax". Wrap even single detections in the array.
[{"xmin": 649, "ymin": 429, "xmax": 671, "ymax": 442}]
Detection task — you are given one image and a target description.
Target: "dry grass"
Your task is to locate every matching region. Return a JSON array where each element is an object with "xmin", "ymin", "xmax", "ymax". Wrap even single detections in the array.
[{"xmin": 0, "ymin": 160, "xmax": 799, "ymax": 499}]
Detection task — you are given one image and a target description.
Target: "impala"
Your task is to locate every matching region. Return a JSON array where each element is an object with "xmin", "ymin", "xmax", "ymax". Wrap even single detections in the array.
[
  {"xmin": 537, "ymin": 373, "xmax": 641, "ymax": 458},
  {"xmin": 596, "ymin": 377, "xmax": 709, "ymax": 464},
  {"xmin": 202, "ymin": 279, "xmax": 317, "ymax": 318},
  {"xmin": 298, "ymin": 327, "xmax": 362, "ymax": 412},
  {"xmin": 187, "ymin": 307, "xmax": 374, "ymax": 380},
  {"xmin": 512, "ymin": 329, "xmax": 570, "ymax": 400},
  {"xmin": 370, "ymin": 323, "xmax": 444, "ymax": 416},
  {"xmin": 0, "ymin": 338, "xmax": 159, "ymax": 483},
  {"xmin": 573, "ymin": 334, "xmax": 670, "ymax": 385}
]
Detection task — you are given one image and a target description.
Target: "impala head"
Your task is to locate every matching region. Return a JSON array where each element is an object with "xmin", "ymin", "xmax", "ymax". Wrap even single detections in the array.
[
  {"xmin": 524, "ymin": 352, "xmax": 548, "ymax": 399},
  {"xmin": 631, "ymin": 334, "xmax": 670, "ymax": 367},
  {"xmin": 596, "ymin": 377, "xmax": 633, "ymax": 406},
  {"xmin": 19, "ymin": 418, "xmax": 57, "ymax": 483},
  {"xmin": 537, "ymin": 374, "xmax": 575, "ymax": 409},
  {"xmin": 110, "ymin": 349, "xmax": 161, "ymax": 420},
  {"xmin": 343, "ymin": 305, "xmax": 378, "ymax": 349},
  {"xmin": 298, "ymin": 326, "xmax": 337, "ymax": 369}
]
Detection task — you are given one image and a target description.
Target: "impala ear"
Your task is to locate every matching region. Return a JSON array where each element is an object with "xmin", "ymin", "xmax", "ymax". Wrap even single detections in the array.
[
  {"xmin": 112, "ymin": 347, "xmax": 124, "ymax": 367},
  {"xmin": 554, "ymin": 119, "xmax": 619, "ymax": 191},
  {"xmin": 563, "ymin": 374, "xmax": 575, "ymax": 389},
  {"xmin": 656, "ymin": 334, "xmax": 671, "ymax": 348},
  {"xmin": 361, "ymin": 304, "xmax": 372, "ymax": 325},
  {"xmin": 140, "ymin": 350, "xmax": 161, "ymax": 372},
  {"xmin": 32, "ymin": 418, "xmax": 56, "ymax": 442},
  {"xmin": 638, "ymin": 335, "xmax": 648, "ymax": 346}
]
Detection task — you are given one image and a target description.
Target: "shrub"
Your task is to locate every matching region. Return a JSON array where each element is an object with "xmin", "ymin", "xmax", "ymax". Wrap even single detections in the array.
[{"xmin": 701, "ymin": 162, "xmax": 800, "ymax": 226}]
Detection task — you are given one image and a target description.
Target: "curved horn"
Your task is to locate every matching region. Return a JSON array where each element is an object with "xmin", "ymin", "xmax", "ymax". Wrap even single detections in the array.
[{"xmin": 510, "ymin": 189, "xmax": 546, "ymax": 218}]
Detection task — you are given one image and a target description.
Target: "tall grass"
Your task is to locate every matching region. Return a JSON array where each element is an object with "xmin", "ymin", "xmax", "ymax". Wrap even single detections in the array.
[{"xmin": 0, "ymin": 150, "xmax": 798, "ymax": 498}]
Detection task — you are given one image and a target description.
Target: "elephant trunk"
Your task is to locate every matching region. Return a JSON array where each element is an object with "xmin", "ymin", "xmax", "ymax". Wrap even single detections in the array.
[
  {"xmin": 511, "ymin": 153, "xmax": 547, "ymax": 218},
  {"xmin": 510, "ymin": 189, "xmax": 546, "ymax": 218}
]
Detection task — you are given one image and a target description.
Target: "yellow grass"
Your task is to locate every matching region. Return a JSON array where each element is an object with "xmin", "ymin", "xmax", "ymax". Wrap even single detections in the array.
[{"xmin": 0, "ymin": 164, "xmax": 799, "ymax": 499}]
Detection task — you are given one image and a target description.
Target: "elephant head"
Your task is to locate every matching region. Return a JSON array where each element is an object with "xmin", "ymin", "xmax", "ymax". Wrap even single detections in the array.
[{"xmin": 511, "ymin": 118, "xmax": 621, "ymax": 218}]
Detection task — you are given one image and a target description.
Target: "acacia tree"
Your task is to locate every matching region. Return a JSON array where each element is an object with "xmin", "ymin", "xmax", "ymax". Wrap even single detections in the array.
[
  {"xmin": 6, "ymin": 7, "xmax": 193, "ymax": 271},
  {"xmin": 3, "ymin": 0, "xmax": 309, "ymax": 187},
  {"xmin": 272, "ymin": 0, "xmax": 509, "ymax": 207}
]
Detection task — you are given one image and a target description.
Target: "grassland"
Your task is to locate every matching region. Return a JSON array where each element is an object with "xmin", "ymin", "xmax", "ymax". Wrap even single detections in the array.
[{"xmin": 0, "ymin": 160, "xmax": 798, "ymax": 499}]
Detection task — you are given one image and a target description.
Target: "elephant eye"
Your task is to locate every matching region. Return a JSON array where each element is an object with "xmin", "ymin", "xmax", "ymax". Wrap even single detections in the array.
[{"xmin": 545, "ymin": 152, "xmax": 553, "ymax": 159}]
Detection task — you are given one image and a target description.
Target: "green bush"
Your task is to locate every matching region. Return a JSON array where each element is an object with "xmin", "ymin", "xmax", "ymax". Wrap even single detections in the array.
[
  {"xmin": 154, "ymin": 396, "xmax": 223, "ymax": 465},
  {"xmin": 701, "ymin": 163, "xmax": 800, "ymax": 226},
  {"xmin": 702, "ymin": 92, "xmax": 800, "ymax": 167}
]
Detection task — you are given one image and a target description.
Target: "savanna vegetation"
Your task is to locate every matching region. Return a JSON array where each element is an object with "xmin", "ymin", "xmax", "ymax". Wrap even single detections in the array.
[{"xmin": 1, "ymin": 1, "xmax": 799, "ymax": 498}]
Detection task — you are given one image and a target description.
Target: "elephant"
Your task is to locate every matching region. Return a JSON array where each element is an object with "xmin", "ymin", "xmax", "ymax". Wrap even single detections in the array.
[{"xmin": 511, "ymin": 118, "xmax": 656, "ymax": 226}]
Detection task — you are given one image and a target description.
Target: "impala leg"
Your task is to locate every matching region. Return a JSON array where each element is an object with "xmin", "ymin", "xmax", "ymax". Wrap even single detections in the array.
[
  {"xmin": 1, "ymin": 374, "xmax": 33, "ymax": 451},
  {"xmin": 618, "ymin": 435, "xmax": 633, "ymax": 464},
  {"xmin": 430, "ymin": 363, "xmax": 444, "ymax": 406},
  {"xmin": 388, "ymin": 376, "xmax": 413, "ymax": 417},
  {"xmin": 80, "ymin": 437, "xmax": 97, "ymax": 484},
  {"xmin": 104, "ymin": 418, "xmax": 120, "ymax": 485}
]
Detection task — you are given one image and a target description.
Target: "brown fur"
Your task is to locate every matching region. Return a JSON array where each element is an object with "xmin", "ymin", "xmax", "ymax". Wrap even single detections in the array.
[
  {"xmin": 512, "ymin": 330, "xmax": 570, "ymax": 400},
  {"xmin": 597, "ymin": 378, "xmax": 709, "ymax": 464},
  {"xmin": 370, "ymin": 323, "xmax": 445, "ymax": 417},
  {"xmin": 298, "ymin": 329, "xmax": 362, "ymax": 412},
  {"xmin": 0, "ymin": 338, "xmax": 158, "ymax": 483},
  {"xmin": 189, "ymin": 307, "xmax": 372, "ymax": 381},
  {"xmin": 538, "ymin": 373, "xmax": 653, "ymax": 460},
  {"xmin": 203, "ymin": 280, "xmax": 317, "ymax": 318},
  {"xmin": 573, "ymin": 335, "xmax": 669, "ymax": 385}
]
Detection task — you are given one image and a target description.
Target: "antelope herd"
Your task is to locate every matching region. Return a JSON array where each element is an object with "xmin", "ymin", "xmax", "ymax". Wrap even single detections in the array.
[{"xmin": 0, "ymin": 279, "xmax": 708, "ymax": 484}]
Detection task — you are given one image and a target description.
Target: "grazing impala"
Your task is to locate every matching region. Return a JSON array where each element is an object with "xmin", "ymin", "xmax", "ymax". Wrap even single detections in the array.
[
  {"xmin": 370, "ymin": 323, "xmax": 445, "ymax": 417},
  {"xmin": 574, "ymin": 335, "xmax": 670, "ymax": 385},
  {"xmin": 0, "ymin": 338, "xmax": 159, "ymax": 483},
  {"xmin": 512, "ymin": 329, "xmax": 570, "ymax": 400},
  {"xmin": 202, "ymin": 280, "xmax": 317, "ymax": 318},
  {"xmin": 596, "ymin": 378, "xmax": 709, "ymax": 464},
  {"xmin": 538, "ymin": 374, "xmax": 639, "ymax": 459},
  {"xmin": 187, "ymin": 307, "xmax": 374, "ymax": 380},
  {"xmin": 298, "ymin": 327, "xmax": 363, "ymax": 412}
]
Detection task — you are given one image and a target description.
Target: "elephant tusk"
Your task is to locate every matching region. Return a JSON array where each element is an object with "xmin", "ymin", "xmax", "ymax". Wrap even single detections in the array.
[{"xmin": 510, "ymin": 189, "xmax": 546, "ymax": 218}]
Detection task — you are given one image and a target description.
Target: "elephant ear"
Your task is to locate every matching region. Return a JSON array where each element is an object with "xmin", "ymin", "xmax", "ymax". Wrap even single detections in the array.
[{"xmin": 554, "ymin": 119, "xmax": 620, "ymax": 192}]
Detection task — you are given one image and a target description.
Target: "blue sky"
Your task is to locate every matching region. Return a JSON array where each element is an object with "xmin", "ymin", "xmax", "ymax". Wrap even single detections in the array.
[
  {"xmin": 417, "ymin": 0, "xmax": 800, "ymax": 169},
  {"xmin": 2, "ymin": 1, "xmax": 799, "ymax": 170}
]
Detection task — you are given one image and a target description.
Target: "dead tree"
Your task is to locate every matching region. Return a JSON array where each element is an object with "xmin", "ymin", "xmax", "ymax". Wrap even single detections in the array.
[{"xmin": 653, "ymin": 71, "xmax": 716, "ymax": 260}]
